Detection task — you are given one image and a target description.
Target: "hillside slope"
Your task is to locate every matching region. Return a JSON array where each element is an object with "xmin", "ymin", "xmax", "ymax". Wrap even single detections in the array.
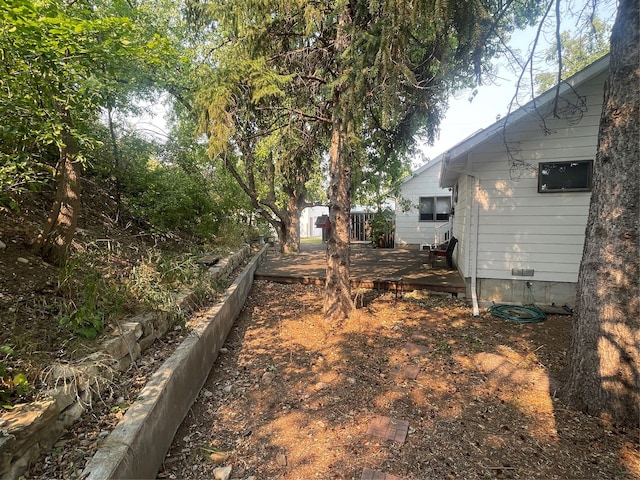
[{"xmin": 0, "ymin": 180, "xmax": 216, "ymax": 405}]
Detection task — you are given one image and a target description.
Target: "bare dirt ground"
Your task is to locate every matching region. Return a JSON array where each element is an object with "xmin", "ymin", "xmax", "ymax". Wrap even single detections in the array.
[{"xmin": 159, "ymin": 281, "xmax": 639, "ymax": 480}]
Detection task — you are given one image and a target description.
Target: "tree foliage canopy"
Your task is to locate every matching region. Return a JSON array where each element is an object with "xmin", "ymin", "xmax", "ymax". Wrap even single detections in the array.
[
  {"xmin": 535, "ymin": 16, "xmax": 611, "ymax": 92},
  {"xmin": 0, "ymin": 0, "xmax": 184, "ymax": 200},
  {"xmin": 191, "ymin": 0, "xmax": 544, "ymax": 255}
]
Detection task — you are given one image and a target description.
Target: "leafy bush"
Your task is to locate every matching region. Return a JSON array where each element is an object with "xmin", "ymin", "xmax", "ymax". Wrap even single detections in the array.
[
  {"xmin": 58, "ymin": 306, "xmax": 105, "ymax": 340},
  {"xmin": 368, "ymin": 207, "xmax": 395, "ymax": 248},
  {"xmin": 213, "ymin": 217, "xmax": 262, "ymax": 248},
  {"xmin": 85, "ymin": 131, "xmax": 224, "ymax": 242},
  {"xmin": 119, "ymin": 157, "xmax": 220, "ymax": 240},
  {"xmin": 56, "ymin": 261, "xmax": 123, "ymax": 340},
  {"xmin": 85, "ymin": 128, "xmax": 256, "ymax": 245},
  {"xmin": 0, "ymin": 345, "xmax": 32, "ymax": 408},
  {"xmin": 0, "ymin": 158, "xmax": 53, "ymax": 212}
]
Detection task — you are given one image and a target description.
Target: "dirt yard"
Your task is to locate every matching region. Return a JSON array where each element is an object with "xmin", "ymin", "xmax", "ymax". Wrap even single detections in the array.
[{"xmin": 158, "ymin": 281, "xmax": 639, "ymax": 480}]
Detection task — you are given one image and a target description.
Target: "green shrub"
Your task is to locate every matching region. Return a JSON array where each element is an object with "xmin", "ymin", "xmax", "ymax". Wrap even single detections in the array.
[
  {"xmin": 119, "ymin": 158, "xmax": 220, "ymax": 240},
  {"xmin": 213, "ymin": 218, "xmax": 252, "ymax": 249},
  {"xmin": 58, "ymin": 307, "xmax": 105, "ymax": 340},
  {"xmin": 368, "ymin": 207, "xmax": 395, "ymax": 247},
  {"xmin": 56, "ymin": 261, "xmax": 124, "ymax": 340},
  {"xmin": 0, "ymin": 345, "xmax": 32, "ymax": 408}
]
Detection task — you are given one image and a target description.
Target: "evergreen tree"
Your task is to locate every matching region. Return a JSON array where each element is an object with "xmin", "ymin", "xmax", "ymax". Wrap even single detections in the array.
[{"xmin": 196, "ymin": 0, "xmax": 543, "ymax": 320}]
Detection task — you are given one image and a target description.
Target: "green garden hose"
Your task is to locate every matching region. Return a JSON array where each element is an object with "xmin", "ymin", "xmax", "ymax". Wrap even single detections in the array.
[
  {"xmin": 488, "ymin": 282, "xmax": 547, "ymax": 323},
  {"xmin": 487, "ymin": 303, "xmax": 546, "ymax": 323}
]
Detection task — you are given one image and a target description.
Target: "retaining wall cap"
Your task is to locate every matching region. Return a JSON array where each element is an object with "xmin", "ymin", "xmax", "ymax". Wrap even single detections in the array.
[
  {"xmin": 81, "ymin": 245, "xmax": 268, "ymax": 480},
  {"xmin": 2, "ymin": 400, "xmax": 58, "ymax": 434}
]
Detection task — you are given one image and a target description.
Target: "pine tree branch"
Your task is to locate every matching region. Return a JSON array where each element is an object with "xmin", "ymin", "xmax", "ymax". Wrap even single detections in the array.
[
  {"xmin": 254, "ymin": 105, "xmax": 331, "ymax": 123},
  {"xmin": 553, "ymin": 0, "xmax": 564, "ymax": 118}
]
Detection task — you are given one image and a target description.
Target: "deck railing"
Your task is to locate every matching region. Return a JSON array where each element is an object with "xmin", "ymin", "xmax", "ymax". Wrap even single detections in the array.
[
  {"xmin": 434, "ymin": 221, "xmax": 452, "ymax": 247},
  {"xmin": 350, "ymin": 212, "xmax": 395, "ymax": 248}
]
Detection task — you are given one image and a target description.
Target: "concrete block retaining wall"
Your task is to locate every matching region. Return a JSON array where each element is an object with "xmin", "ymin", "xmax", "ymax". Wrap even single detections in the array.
[{"xmin": 0, "ymin": 245, "xmax": 261, "ymax": 480}]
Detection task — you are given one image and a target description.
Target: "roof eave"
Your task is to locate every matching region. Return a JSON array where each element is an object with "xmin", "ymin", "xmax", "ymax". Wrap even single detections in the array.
[
  {"xmin": 439, "ymin": 54, "xmax": 610, "ymax": 188},
  {"xmin": 399, "ymin": 154, "xmax": 444, "ymax": 185}
]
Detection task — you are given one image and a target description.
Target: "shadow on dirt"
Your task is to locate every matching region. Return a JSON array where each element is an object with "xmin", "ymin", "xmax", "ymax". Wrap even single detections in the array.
[{"xmin": 159, "ymin": 282, "xmax": 638, "ymax": 480}]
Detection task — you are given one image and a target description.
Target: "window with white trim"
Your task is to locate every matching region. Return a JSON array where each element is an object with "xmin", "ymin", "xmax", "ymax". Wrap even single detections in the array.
[{"xmin": 419, "ymin": 196, "xmax": 451, "ymax": 221}]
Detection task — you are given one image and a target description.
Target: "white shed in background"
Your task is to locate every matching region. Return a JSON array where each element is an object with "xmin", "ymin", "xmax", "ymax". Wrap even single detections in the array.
[{"xmin": 300, "ymin": 206, "xmax": 328, "ymax": 238}]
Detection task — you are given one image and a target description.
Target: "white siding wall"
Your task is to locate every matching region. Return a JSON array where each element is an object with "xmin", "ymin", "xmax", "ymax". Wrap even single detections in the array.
[
  {"xmin": 466, "ymin": 71, "xmax": 605, "ymax": 284},
  {"xmin": 450, "ymin": 173, "xmax": 472, "ymax": 276},
  {"xmin": 396, "ymin": 159, "xmax": 452, "ymax": 247}
]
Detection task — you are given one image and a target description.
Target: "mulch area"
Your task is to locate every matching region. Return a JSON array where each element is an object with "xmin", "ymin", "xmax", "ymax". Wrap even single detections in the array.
[{"xmin": 158, "ymin": 281, "xmax": 639, "ymax": 480}]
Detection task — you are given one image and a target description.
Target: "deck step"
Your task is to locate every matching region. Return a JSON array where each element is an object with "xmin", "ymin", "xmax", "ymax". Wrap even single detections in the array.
[{"xmin": 254, "ymin": 273, "xmax": 465, "ymax": 295}]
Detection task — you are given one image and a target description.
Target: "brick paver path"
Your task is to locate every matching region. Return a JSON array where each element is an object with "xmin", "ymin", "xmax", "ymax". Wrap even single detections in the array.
[
  {"xmin": 361, "ymin": 332, "xmax": 428, "ymax": 479},
  {"xmin": 361, "ymin": 467, "xmax": 403, "ymax": 480},
  {"xmin": 366, "ymin": 416, "xmax": 409, "ymax": 444},
  {"xmin": 392, "ymin": 364, "xmax": 420, "ymax": 382},
  {"xmin": 404, "ymin": 341, "xmax": 429, "ymax": 357}
]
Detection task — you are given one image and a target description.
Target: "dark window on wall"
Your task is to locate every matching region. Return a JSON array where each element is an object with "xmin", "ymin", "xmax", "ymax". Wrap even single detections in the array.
[
  {"xmin": 538, "ymin": 160, "xmax": 593, "ymax": 192},
  {"xmin": 419, "ymin": 196, "xmax": 451, "ymax": 221}
]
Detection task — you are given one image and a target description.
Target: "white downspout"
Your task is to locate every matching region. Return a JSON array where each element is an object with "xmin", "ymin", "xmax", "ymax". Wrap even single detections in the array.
[
  {"xmin": 470, "ymin": 176, "xmax": 480, "ymax": 316},
  {"xmin": 445, "ymin": 152, "xmax": 480, "ymax": 315}
]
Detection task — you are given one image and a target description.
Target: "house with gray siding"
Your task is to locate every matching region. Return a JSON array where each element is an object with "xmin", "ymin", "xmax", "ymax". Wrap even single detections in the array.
[{"xmin": 438, "ymin": 55, "xmax": 609, "ymax": 312}]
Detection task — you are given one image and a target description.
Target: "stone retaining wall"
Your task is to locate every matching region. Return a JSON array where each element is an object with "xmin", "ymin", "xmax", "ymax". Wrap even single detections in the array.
[{"xmin": 0, "ymin": 245, "xmax": 254, "ymax": 480}]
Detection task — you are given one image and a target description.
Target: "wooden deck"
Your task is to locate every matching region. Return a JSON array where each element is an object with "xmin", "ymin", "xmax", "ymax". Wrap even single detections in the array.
[{"xmin": 255, "ymin": 243, "xmax": 466, "ymax": 296}]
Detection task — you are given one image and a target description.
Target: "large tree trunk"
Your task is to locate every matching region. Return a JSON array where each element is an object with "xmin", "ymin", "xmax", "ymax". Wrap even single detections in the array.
[
  {"xmin": 324, "ymin": 8, "xmax": 354, "ymax": 321},
  {"xmin": 274, "ymin": 196, "xmax": 302, "ymax": 254},
  {"xmin": 281, "ymin": 195, "xmax": 301, "ymax": 253},
  {"xmin": 564, "ymin": 0, "xmax": 639, "ymax": 427},
  {"xmin": 34, "ymin": 119, "xmax": 81, "ymax": 266},
  {"xmin": 324, "ymin": 109, "xmax": 354, "ymax": 321}
]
